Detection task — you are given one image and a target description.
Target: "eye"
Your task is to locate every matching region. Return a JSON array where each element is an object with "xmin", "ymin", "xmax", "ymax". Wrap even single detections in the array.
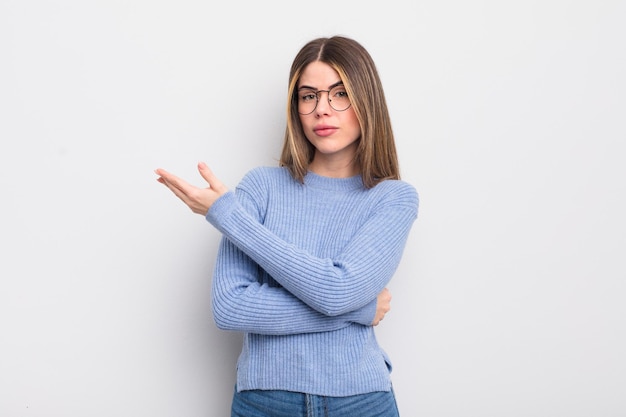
[
  {"xmin": 332, "ymin": 88, "xmax": 348, "ymax": 99},
  {"xmin": 299, "ymin": 90, "xmax": 317, "ymax": 102}
]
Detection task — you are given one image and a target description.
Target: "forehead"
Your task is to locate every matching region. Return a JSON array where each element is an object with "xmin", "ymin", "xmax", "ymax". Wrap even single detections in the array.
[{"xmin": 298, "ymin": 61, "xmax": 342, "ymax": 88}]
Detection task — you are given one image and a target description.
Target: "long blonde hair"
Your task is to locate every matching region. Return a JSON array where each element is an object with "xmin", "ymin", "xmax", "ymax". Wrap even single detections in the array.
[{"xmin": 280, "ymin": 36, "xmax": 400, "ymax": 189}]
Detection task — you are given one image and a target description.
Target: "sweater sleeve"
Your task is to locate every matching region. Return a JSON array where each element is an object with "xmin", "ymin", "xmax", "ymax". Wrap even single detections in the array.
[
  {"xmin": 211, "ymin": 235, "xmax": 377, "ymax": 335},
  {"xmin": 207, "ymin": 179, "xmax": 419, "ymax": 317}
]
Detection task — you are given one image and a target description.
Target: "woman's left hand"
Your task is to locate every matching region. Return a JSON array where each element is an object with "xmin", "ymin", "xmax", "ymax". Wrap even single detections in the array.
[{"xmin": 155, "ymin": 162, "xmax": 228, "ymax": 215}]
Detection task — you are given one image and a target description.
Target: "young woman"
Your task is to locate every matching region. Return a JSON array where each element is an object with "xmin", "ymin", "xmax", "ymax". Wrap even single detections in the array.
[{"xmin": 156, "ymin": 36, "xmax": 419, "ymax": 417}]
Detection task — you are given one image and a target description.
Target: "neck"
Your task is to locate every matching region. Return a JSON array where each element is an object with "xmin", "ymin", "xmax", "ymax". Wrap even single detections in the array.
[{"xmin": 309, "ymin": 155, "xmax": 360, "ymax": 178}]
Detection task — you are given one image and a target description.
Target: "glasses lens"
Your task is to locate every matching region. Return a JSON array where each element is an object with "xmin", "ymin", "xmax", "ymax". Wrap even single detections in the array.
[
  {"xmin": 297, "ymin": 89, "xmax": 318, "ymax": 115},
  {"xmin": 328, "ymin": 86, "xmax": 350, "ymax": 112}
]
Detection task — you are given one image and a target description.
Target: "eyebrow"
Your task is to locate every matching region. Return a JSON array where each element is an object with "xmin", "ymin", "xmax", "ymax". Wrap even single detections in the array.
[{"xmin": 298, "ymin": 81, "xmax": 344, "ymax": 91}]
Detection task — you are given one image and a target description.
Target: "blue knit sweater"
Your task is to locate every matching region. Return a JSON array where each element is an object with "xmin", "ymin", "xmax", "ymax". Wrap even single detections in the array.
[{"xmin": 206, "ymin": 166, "xmax": 419, "ymax": 396}]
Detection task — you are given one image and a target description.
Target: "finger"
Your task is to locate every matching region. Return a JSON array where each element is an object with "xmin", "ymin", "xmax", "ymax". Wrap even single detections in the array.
[
  {"xmin": 159, "ymin": 178, "xmax": 192, "ymax": 205},
  {"xmin": 155, "ymin": 168, "xmax": 180, "ymax": 189},
  {"xmin": 155, "ymin": 169, "xmax": 192, "ymax": 194},
  {"xmin": 197, "ymin": 162, "xmax": 224, "ymax": 190},
  {"xmin": 155, "ymin": 169, "xmax": 197, "ymax": 205},
  {"xmin": 155, "ymin": 168, "xmax": 184, "ymax": 188}
]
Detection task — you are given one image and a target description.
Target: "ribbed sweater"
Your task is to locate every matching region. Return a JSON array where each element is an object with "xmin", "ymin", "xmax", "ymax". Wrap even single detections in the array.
[{"xmin": 206, "ymin": 166, "xmax": 419, "ymax": 396}]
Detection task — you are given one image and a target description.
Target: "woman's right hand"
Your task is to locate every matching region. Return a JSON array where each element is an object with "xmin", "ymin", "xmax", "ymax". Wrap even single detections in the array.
[
  {"xmin": 155, "ymin": 162, "xmax": 228, "ymax": 215},
  {"xmin": 372, "ymin": 288, "xmax": 392, "ymax": 326}
]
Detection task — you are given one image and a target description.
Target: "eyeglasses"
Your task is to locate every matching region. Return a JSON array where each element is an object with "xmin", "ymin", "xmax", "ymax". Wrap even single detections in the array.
[{"xmin": 297, "ymin": 85, "xmax": 352, "ymax": 115}]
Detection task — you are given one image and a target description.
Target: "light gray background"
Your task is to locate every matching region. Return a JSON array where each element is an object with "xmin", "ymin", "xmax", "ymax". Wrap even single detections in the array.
[{"xmin": 1, "ymin": 1, "xmax": 625, "ymax": 416}]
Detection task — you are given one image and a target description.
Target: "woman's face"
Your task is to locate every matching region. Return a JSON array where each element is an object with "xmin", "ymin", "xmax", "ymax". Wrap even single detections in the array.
[{"xmin": 297, "ymin": 61, "xmax": 361, "ymax": 175}]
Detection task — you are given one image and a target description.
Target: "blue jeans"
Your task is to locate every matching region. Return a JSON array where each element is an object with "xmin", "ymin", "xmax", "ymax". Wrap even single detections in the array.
[{"xmin": 231, "ymin": 386, "xmax": 400, "ymax": 417}]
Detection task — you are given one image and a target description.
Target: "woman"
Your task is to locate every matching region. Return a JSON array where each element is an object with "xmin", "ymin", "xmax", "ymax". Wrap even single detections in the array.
[{"xmin": 156, "ymin": 36, "xmax": 419, "ymax": 417}]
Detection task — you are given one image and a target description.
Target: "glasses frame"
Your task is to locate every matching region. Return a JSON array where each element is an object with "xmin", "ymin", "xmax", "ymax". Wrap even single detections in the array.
[{"xmin": 296, "ymin": 85, "xmax": 352, "ymax": 115}]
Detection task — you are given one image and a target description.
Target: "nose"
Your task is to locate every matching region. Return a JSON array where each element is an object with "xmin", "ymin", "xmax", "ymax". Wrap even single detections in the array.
[{"xmin": 314, "ymin": 90, "xmax": 332, "ymax": 116}]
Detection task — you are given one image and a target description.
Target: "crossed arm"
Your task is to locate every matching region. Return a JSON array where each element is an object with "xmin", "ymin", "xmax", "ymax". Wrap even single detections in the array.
[{"xmin": 155, "ymin": 162, "xmax": 393, "ymax": 329}]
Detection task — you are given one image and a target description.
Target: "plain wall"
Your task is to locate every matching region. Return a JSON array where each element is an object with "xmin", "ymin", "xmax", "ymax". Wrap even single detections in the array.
[{"xmin": 1, "ymin": 1, "xmax": 625, "ymax": 416}]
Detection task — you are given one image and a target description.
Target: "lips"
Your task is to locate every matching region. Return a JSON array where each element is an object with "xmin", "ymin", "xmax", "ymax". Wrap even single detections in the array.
[{"xmin": 313, "ymin": 125, "xmax": 338, "ymax": 137}]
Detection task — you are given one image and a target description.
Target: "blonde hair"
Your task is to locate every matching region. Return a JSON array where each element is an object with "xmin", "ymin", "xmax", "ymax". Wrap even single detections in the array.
[{"xmin": 279, "ymin": 36, "xmax": 400, "ymax": 189}]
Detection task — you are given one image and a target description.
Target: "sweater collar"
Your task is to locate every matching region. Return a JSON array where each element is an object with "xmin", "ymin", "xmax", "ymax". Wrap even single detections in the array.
[{"xmin": 303, "ymin": 171, "xmax": 364, "ymax": 191}]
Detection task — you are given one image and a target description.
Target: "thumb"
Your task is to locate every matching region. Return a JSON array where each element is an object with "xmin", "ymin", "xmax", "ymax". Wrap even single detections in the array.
[{"xmin": 197, "ymin": 162, "xmax": 222, "ymax": 189}]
